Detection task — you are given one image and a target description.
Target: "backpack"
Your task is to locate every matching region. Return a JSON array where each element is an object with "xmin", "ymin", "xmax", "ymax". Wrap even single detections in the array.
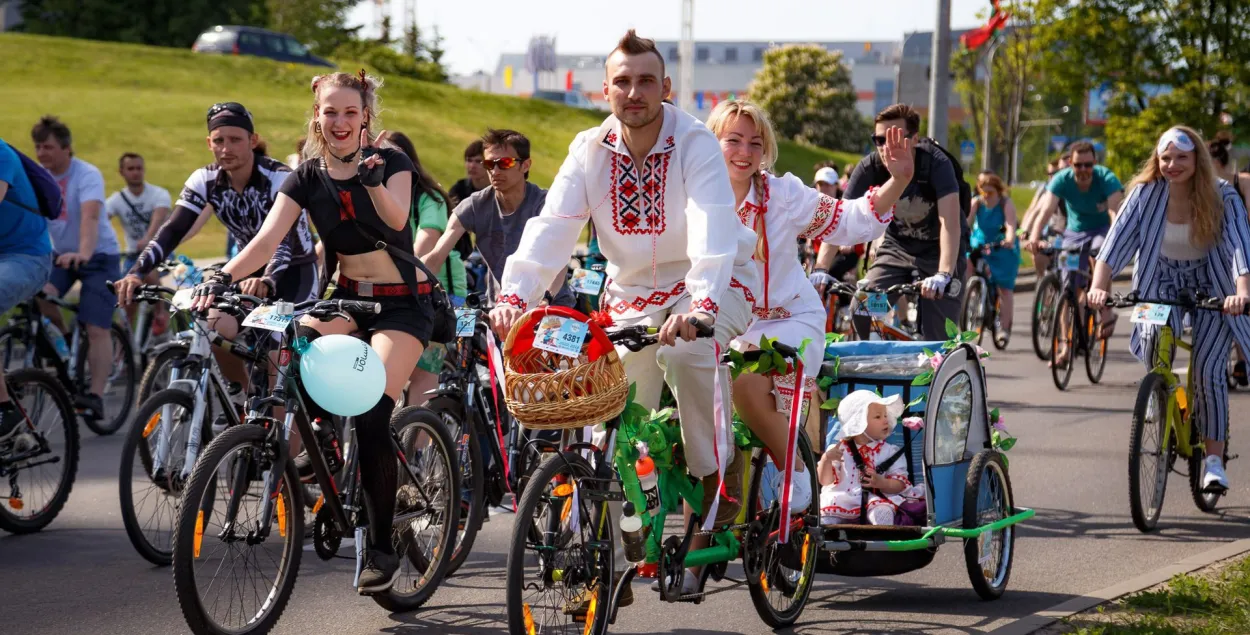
[
  {"xmin": 5, "ymin": 147, "xmax": 63, "ymax": 220},
  {"xmin": 913, "ymin": 138, "xmax": 972, "ymax": 220}
]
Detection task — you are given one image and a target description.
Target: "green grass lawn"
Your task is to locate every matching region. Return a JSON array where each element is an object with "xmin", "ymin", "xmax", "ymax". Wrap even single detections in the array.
[{"xmin": 0, "ymin": 33, "xmax": 855, "ymax": 260}]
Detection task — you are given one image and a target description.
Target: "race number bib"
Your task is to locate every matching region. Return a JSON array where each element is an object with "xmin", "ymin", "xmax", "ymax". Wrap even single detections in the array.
[
  {"xmin": 863, "ymin": 292, "xmax": 891, "ymax": 317},
  {"xmin": 454, "ymin": 309, "xmax": 477, "ymax": 337},
  {"xmin": 533, "ymin": 316, "xmax": 589, "ymax": 358},
  {"xmin": 242, "ymin": 305, "xmax": 295, "ymax": 332},
  {"xmin": 568, "ymin": 268, "xmax": 604, "ymax": 296},
  {"xmin": 1130, "ymin": 303, "xmax": 1172, "ymax": 325},
  {"xmin": 171, "ymin": 289, "xmax": 195, "ymax": 311}
]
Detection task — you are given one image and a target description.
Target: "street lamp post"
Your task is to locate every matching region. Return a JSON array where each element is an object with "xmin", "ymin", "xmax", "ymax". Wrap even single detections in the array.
[{"xmin": 981, "ymin": 36, "xmax": 1003, "ymax": 172}]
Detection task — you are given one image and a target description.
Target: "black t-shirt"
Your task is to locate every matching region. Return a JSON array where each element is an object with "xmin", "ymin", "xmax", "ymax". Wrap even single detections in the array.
[
  {"xmin": 280, "ymin": 148, "xmax": 419, "ymax": 288},
  {"xmin": 844, "ymin": 146, "xmax": 966, "ymax": 273}
]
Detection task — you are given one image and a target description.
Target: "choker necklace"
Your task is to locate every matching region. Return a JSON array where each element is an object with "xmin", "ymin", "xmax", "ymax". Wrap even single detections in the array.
[{"xmin": 329, "ymin": 147, "xmax": 359, "ymax": 163}]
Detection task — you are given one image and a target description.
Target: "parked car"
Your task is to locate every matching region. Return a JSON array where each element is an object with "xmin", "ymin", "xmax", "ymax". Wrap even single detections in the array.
[
  {"xmin": 192, "ymin": 26, "xmax": 333, "ymax": 68},
  {"xmin": 531, "ymin": 90, "xmax": 598, "ymax": 110}
]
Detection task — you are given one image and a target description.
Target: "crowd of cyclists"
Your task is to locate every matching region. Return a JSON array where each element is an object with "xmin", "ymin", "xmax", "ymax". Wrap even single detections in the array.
[{"xmin": 4, "ymin": 26, "xmax": 1250, "ymax": 634}]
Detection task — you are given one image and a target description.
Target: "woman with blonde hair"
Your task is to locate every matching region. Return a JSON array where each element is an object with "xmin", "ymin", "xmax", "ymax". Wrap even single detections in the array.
[
  {"xmin": 967, "ymin": 170, "xmax": 1020, "ymax": 341},
  {"xmin": 1088, "ymin": 125, "xmax": 1250, "ymax": 492},
  {"xmin": 705, "ymin": 98, "xmax": 914, "ymax": 516}
]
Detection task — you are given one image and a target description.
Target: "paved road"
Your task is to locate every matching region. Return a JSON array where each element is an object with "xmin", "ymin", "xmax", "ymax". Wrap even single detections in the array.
[{"xmin": 5, "ymin": 291, "xmax": 1250, "ymax": 635}]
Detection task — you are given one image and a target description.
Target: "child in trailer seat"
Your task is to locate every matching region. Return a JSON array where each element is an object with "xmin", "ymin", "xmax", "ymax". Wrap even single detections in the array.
[{"xmin": 818, "ymin": 390, "xmax": 919, "ymax": 526}]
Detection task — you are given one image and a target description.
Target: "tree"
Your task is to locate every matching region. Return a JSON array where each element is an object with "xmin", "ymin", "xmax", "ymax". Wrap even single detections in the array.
[
  {"xmin": 1032, "ymin": 0, "xmax": 1250, "ymax": 178},
  {"xmin": 18, "ymin": 0, "xmax": 261, "ymax": 47},
  {"xmin": 263, "ymin": 0, "xmax": 358, "ymax": 54},
  {"xmin": 747, "ymin": 45, "xmax": 868, "ymax": 154}
]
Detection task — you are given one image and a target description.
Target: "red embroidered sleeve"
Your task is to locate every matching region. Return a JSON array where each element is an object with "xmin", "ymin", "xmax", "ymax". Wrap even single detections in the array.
[
  {"xmin": 866, "ymin": 185, "xmax": 895, "ymax": 224},
  {"xmin": 497, "ymin": 293, "xmax": 528, "ymax": 311},
  {"xmin": 799, "ymin": 194, "xmax": 843, "ymax": 241},
  {"xmin": 690, "ymin": 297, "xmax": 719, "ymax": 315}
]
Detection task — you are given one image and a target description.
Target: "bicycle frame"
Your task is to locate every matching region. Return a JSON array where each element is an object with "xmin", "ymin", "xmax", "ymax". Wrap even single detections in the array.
[
  {"xmin": 1151, "ymin": 325, "xmax": 1198, "ymax": 461},
  {"xmin": 6, "ymin": 297, "xmax": 86, "ymax": 394}
]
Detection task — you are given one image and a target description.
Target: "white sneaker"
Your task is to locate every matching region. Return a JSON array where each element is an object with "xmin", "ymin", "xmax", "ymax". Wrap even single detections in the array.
[
  {"xmin": 1203, "ymin": 455, "xmax": 1230, "ymax": 493},
  {"xmin": 776, "ymin": 469, "xmax": 812, "ymax": 513}
]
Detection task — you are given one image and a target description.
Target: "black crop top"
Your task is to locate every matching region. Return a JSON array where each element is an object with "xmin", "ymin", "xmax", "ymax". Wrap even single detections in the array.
[{"xmin": 280, "ymin": 147, "xmax": 420, "ymax": 289}]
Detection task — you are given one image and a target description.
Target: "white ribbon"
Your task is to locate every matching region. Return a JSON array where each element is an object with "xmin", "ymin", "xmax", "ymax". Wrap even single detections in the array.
[
  {"xmin": 778, "ymin": 360, "xmax": 806, "ymax": 544},
  {"xmin": 703, "ymin": 341, "xmax": 732, "ymax": 531},
  {"xmin": 1156, "ymin": 128, "xmax": 1195, "ymax": 157},
  {"xmin": 484, "ymin": 333, "xmax": 517, "ymax": 510}
]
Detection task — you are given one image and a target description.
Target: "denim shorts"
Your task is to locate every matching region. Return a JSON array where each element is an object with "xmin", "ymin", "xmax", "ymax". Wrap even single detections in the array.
[
  {"xmin": 0, "ymin": 253, "xmax": 53, "ymax": 315},
  {"xmin": 49, "ymin": 252, "xmax": 121, "ymax": 328}
]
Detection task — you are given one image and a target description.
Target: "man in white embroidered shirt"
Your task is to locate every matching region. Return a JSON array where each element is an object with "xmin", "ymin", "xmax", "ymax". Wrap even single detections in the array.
[{"xmin": 490, "ymin": 29, "xmax": 759, "ymax": 563}]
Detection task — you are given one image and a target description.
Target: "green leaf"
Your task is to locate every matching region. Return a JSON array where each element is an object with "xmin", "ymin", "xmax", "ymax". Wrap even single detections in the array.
[
  {"xmin": 798, "ymin": 338, "xmax": 812, "ymax": 356},
  {"xmin": 907, "ymin": 394, "xmax": 927, "ymax": 409},
  {"xmin": 755, "ymin": 354, "xmax": 774, "ymax": 375},
  {"xmin": 772, "ymin": 351, "xmax": 787, "ymax": 373},
  {"xmin": 945, "ymin": 318, "xmax": 959, "ymax": 339},
  {"xmin": 996, "ymin": 436, "xmax": 1017, "ymax": 452},
  {"xmin": 1001, "ymin": 454, "xmax": 1009, "ymax": 468},
  {"xmin": 922, "ymin": 347, "xmax": 935, "ymax": 358},
  {"xmin": 628, "ymin": 382, "xmax": 637, "ymax": 404},
  {"xmin": 990, "ymin": 407, "xmax": 1000, "ymax": 422},
  {"xmin": 960, "ymin": 331, "xmax": 978, "ymax": 343},
  {"xmin": 911, "ymin": 369, "xmax": 934, "ymax": 386},
  {"xmin": 821, "ymin": 397, "xmax": 840, "ymax": 411},
  {"xmin": 818, "ymin": 376, "xmax": 835, "ymax": 390},
  {"xmin": 758, "ymin": 335, "xmax": 775, "ymax": 352}
]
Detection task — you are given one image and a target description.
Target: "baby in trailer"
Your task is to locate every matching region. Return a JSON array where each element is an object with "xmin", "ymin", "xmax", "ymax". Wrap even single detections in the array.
[{"xmin": 818, "ymin": 390, "xmax": 916, "ymax": 526}]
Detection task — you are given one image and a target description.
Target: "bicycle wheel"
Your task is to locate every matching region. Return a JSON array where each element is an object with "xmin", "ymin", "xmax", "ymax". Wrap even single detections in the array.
[
  {"xmin": 0, "ymin": 369, "xmax": 78, "ymax": 534},
  {"xmin": 506, "ymin": 451, "xmax": 612, "ymax": 635},
  {"xmin": 1050, "ymin": 295, "xmax": 1076, "ymax": 391},
  {"xmin": 745, "ymin": 436, "xmax": 820, "ymax": 628},
  {"xmin": 119, "ymin": 388, "xmax": 207, "ymax": 565},
  {"xmin": 963, "ymin": 450, "xmax": 1016, "ymax": 600},
  {"xmin": 373, "ymin": 406, "xmax": 460, "ymax": 612},
  {"xmin": 82, "ymin": 323, "xmax": 137, "ymax": 435},
  {"xmin": 960, "ymin": 277, "xmax": 987, "ymax": 345},
  {"xmin": 1085, "ymin": 308, "xmax": 1108, "ymax": 384},
  {"xmin": 1128, "ymin": 373, "xmax": 1171, "ymax": 532},
  {"xmin": 137, "ymin": 341, "xmax": 189, "ymax": 406},
  {"xmin": 172, "ymin": 423, "xmax": 302, "ymax": 635},
  {"xmin": 1032, "ymin": 273, "xmax": 1060, "ymax": 361},
  {"xmin": 427, "ymin": 395, "xmax": 485, "ymax": 577}
]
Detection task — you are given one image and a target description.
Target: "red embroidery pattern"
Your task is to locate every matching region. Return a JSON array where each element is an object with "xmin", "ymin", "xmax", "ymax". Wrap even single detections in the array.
[
  {"xmin": 799, "ymin": 194, "xmax": 836, "ymax": 240},
  {"xmin": 497, "ymin": 294, "xmax": 527, "ymax": 310},
  {"xmin": 606, "ymin": 281, "xmax": 687, "ymax": 315},
  {"xmin": 610, "ymin": 152, "xmax": 670, "ymax": 236},
  {"xmin": 752, "ymin": 306, "xmax": 793, "ymax": 320},
  {"xmin": 729, "ymin": 278, "xmax": 757, "ymax": 309},
  {"xmin": 866, "ymin": 185, "xmax": 894, "ymax": 223},
  {"xmin": 690, "ymin": 297, "xmax": 719, "ymax": 315},
  {"xmin": 606, "ymin": 131, "xmax": 618, "ymax": 145}
]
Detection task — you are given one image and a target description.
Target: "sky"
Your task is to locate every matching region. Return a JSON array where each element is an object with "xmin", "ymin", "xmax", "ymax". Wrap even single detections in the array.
[{"xmin": 349, "ymin": 0, "xmax": 990, "ymax": 76}]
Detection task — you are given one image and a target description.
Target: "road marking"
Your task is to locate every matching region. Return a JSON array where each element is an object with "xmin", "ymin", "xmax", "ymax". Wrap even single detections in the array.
[{"xmin": 986, "ymin": 537, "xmax": 1250, "ymax": 635}]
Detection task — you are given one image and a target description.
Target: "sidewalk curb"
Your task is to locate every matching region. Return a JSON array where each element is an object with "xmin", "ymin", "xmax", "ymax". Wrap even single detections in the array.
[{"xmin": 986, "ymin": 537, "xmax": 1250, "ymax": 635}]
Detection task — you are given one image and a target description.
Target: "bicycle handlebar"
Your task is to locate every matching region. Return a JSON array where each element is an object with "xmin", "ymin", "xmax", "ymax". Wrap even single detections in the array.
[
  {"xmin": 1104, "ymin": 292, "xmax": 1243, "ymax": 314},
  {"xmin": 604, "ymin": 317, "xmax": 713, "ymax": 353}
]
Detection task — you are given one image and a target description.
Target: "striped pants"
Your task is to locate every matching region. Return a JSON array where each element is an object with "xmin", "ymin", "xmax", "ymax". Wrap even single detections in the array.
[{"xmin": 1135, "ymin": 257, "xmax": 1230, "ymax": 442}]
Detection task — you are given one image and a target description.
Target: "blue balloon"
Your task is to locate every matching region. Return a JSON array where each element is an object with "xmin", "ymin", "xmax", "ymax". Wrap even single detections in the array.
[{"xmin": 299, "ymin": 335, "xmax": 387, "ymax": 417}]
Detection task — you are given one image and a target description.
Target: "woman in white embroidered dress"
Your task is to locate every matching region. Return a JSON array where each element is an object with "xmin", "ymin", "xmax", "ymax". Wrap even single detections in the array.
[{"xmin": 706, "ymin": 100, "xmax": 915, "ymax": 510}]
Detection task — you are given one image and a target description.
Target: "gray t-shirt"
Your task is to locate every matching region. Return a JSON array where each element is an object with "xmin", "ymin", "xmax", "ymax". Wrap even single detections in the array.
[
  {"xmin": 454, "ymin": 182, "xmax": 574, "ymax": 307},
  {"xmin": 48, "ymin": 157, "xmax": 120, "ymax": 256}
]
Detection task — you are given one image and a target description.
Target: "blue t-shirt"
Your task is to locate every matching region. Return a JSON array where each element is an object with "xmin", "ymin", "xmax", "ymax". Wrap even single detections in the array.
[
  {"xmin": 0, "ymin": 139, "xmax": 51, "ymax": 257},
  {"xmin": 1047, "ymin": 165, "xmax": 1123, "ymax": 233}
]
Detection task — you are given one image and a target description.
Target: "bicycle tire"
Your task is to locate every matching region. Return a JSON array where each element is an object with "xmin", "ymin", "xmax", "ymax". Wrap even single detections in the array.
[
  {"xmin": 745, "ymin": 435, "xmax": 820, "ymax": 628},
  {"xmin": 1050, "ymin": 295, "xmax": 1076, "ymax": 391},
  {"xmin": 0, "ymin": 324, "xmax": 32, "ymax": 372},
  {"xmin": 960, "ymin": 277, "xmax": 986, "ymax": 345},
  {"xmin": 1189, "ymin": 429, "xmax": 1227, "ymax": 513},
  {"xmin": 506, "ymin": 451, "xmax": 611, "ymax": 635},
  {"xmin": 424, "ymin": 395, "xmax": 484, "ymax": 578},
  {"xmin": 1128, "ymin": 373, "xmax": 1171, "ymax": 533},
  {"xmin": 172, "ymin": 423, "xmax": 302, "ymax": 635},
  {"xmin": 119, "ymin": 389, "xmax": 207, "ymax": 565},
  {"xmin": 963, "ymin": 449, "xmax": 1016, "ymax": 600},
  {"xmin": 372, "ymin": 406, "xmax": 460, "ymax": 612},
  {"xmin": 0, "ymin": 369, "xmax": 78, "ymax": 534},
  {"xmin": 1085, "ymin": 309, "xmax": 1108, "ymax": 384},
  {"xmin": 83, "ymin": 323, "xmax": 137, "ymax": 436},
  {"xmin": 136, "ymin": 341, "xmax": 189, "ymax": 406},
  {"xmin": 1032, "ymin": 273, "xmax": 1060, "ymax": 361}
]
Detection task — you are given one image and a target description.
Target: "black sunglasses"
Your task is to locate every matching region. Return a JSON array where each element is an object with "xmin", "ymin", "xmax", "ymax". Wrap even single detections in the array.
[
  {"xmin": 871, "ymin": 132, "xmax": 914, "ymax": 147},
  {"xmin": 483, "ymin": 157, "xmax": 520, "ymax": 171},
  {"xmin": 206, "ymin": 102, "xmax": 253, "ymax": 124},
  {"xmin": 1073, "ymin": 161, "xmax": 1095, "ymax": 169}
]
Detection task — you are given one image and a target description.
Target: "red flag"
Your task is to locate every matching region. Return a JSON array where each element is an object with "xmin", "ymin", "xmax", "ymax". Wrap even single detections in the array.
[
  {"xmin": 961, "ymin": 6, "xmax": 1010, "ymax": 51},
  {"xmin": 565, "ymin": 70, "xmax": 574, "ymax": 90}
]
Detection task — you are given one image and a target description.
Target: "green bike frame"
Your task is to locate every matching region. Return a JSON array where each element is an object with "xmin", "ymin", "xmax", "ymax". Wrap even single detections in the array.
[{"xmin": 1152, "ymin": 325, "xmax": 1199, "ymax": 461}]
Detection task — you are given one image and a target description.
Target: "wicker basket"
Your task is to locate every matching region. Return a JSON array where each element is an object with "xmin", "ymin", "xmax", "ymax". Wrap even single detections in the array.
[{"xmin": 502, "ymin": 307, "xmax": 629, "ymax": 430}]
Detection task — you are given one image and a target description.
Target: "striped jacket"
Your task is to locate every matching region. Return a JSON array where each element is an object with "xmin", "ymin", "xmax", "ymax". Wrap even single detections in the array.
[{"xmin": 1097, "ymin": 178, "xmax": 1250, "ymax": 358}]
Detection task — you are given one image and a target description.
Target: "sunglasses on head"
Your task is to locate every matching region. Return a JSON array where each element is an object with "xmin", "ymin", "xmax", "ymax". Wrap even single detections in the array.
[
  {"xmin": 483, "ymin": 157, "xmax": 519, "ymax": 171},
  {"xmin": 871, "ymin": 132, "xmax": 914, "ymax": 147},
  {"xmin": 1073, "ymin": 161, "xmax": 1095, "ymax": 169},
  {"xmin": 206, "ymin": 102, "xmax": 252, "ymax": 124}
]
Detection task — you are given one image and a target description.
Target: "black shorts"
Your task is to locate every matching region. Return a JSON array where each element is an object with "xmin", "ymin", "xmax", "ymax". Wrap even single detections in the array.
[
  {"xmin": 330, "ymin": 286, "xmax": 434, "ymax": 348},
  {"xmin": 245, "ymin": 260, "xmax": 321, "ymax": 304}
]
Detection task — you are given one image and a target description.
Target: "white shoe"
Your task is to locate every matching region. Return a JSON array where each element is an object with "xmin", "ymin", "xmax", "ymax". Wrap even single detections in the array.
[
  {"xmin": 1203, "ymin": 455, "xmax": 1230, "ymax": 493},
  {"xmin": 776, "ymin": 469, "xmax": 812, "ymax": 513}
]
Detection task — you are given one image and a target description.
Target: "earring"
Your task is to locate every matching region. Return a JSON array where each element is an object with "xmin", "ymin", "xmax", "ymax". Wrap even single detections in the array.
[{"xmin": 315, "ymin": 122, "xmax": 322, "ymax": 134}]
